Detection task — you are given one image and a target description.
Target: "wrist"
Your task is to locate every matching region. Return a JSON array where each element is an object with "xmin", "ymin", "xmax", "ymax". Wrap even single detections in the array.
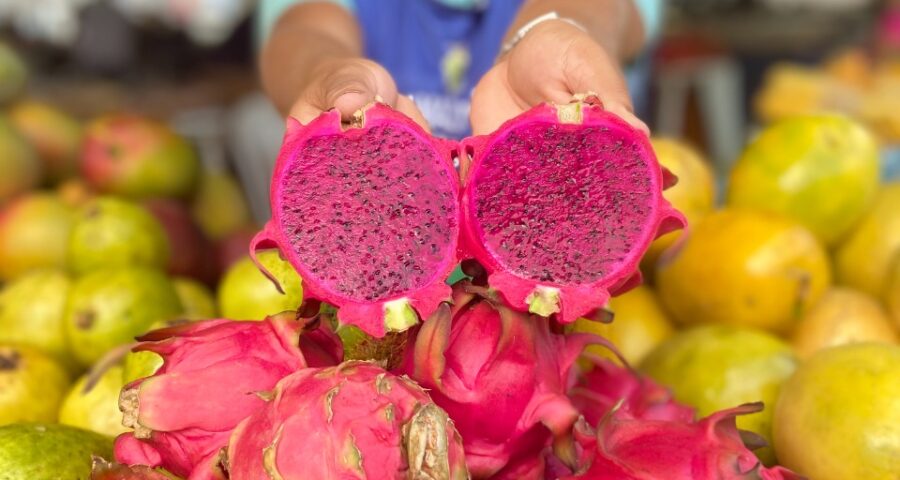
[{"xmin": 499, "ymin": 14, "xmax": 588, "ymax": 60}]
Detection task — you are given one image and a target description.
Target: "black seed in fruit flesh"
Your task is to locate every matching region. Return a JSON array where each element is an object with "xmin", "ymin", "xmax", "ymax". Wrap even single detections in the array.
[
  {"xmin": 472, "ymin": 123, "xmax": 652, "ymax": 285},
  {"xmin": 280, "ymin": 125, "xmax": 457, "ymax": 301}
]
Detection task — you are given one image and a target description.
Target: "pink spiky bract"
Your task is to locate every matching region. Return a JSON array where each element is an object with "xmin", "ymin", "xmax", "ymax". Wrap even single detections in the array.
[
  {"xmin": 570, "ymin": 356, "xmax": 695, "ymax": 426},
  {"xmin": 114, "ymin": 315, "xmax": 342, "ymax": 478},
  {"xmin": 398, "ymin": 282, "xmax": 609, "ymax": 479},
  {"xmin": 555, "ymin": 404, "xmax": 804, "ymax": 480},
  {"xmin": 459, "ymin": 98, "xmax": 685, "ymax": 323},
  {"xmin": 226, "ymin": 361, "xmax": 468, "ymax": 479},
  {"xmin": 251, "ymin": 103, "xmax": 461, "ymax": 338}
]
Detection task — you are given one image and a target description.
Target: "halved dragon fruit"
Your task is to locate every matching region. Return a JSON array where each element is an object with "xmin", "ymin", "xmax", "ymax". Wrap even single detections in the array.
[
  {"xmin": 252, "ymin": 103, "xmax": 460, "ymax": 338},
  {"xmin": 459, "ymin": 96, "xmax": 685, "ymax": 322}
]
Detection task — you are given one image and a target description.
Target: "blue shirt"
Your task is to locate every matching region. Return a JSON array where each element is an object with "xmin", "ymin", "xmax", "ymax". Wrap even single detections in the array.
[{"xmin": 258, "ymin": 0, "xmax": 662, "ymax": 138}]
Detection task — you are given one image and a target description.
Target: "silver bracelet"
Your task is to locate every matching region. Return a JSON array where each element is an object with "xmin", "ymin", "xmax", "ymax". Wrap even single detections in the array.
[{"xmin": 499, "ymin": 11, "xmax": 588, "ymax": 57}]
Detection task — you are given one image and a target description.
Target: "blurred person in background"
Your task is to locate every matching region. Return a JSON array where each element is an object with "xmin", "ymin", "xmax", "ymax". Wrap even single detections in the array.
[
  {"xmin": 257, "ymin": 0, "xmax": 663, "ymax": 139},
  {"xmin": 879, "ymin": 0, "xmax": 900, "ymax": 56}
]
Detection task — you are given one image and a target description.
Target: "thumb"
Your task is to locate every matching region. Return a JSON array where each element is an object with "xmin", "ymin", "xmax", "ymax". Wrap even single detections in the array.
[{"xmin": 311, "ymin": 59, "xmax": 399, "ymax": 121}]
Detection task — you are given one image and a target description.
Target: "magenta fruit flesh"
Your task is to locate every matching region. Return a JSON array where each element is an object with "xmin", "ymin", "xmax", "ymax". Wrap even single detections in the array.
[{"xmin": 252, "ymin": 104, "xmax": 460, "ymax": 338}]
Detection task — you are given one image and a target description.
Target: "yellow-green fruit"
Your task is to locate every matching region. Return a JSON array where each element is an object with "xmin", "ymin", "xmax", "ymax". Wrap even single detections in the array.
[
  {"xmin": 0, "ymin": 345, "xmax": 71, "ymax": 424},
  {"xmin": 67, "ymin": 197, "xmax": 170, "ymax": 275},
  {"xmin": 0, "ymin": 42, "xmax": 27, "ymax": 104},
  {"xmin": 191, "ymin": 171, "xmax": 252, "ymax": 239},
  {"xmin": 82, "ymin": 114, "xmax": 200, "ymax": 199},
  {"xmin": 0, "ymin": 117, "xmax": 40, "ymax": 205},
  {"xmin": 888, "ymin": 262, "xmax": 900, "ymax": 328},
  {"xmin": 120, "ymin": 318, "xmax": 190, "ymax": 384},
  {"xmin": 8, "ymin": 100, "xmax": 83, "ymax": 183},
  {"xmin": 122, "ymin": 350, "xmax": 164, "ymax": 384},
  {"xmin": 642, "ymin": 138, "xmax": 716, "ymax": 273},
  {"xmin": 56, "ymin": 178, "xmax": 95, "ymax": 208},
  {"xmin": 835, "ymin": 183, "xmax": 900, "ymax": 299},
  {"xmin": 0, "ymin": 423, "xmax": 113, "ymax": 479},
  {"xmin": 59, "ymin": 364, "xmax": 127, "ymax": 437},
  {"xmin": 791, "ymin": 288, "xmax": 898, "ymax": 359},
  {"xmin": 217, "ymin": 251, "xmax": 303, "ymax": 320},
  {"xmin": 573, "ymin": 286, "xmax": 674, "ymax": 366},
  {"xmin": 65, "ymin": 268, "xmax": 182, "ymax": 366},
  {"xmin": 173, "ymin": 277, "xmax": 217, "ymax": 320},
  {"xmin": 774, "ymin": 343, "xmax": 900, "ymax": 480},
  {"xmin": 0, "ymin": 193, "xmax": 74, "ymax": 281},
  {"xmin": 728, "ymin": 115, "xmax": 880, "ymax": 246},
  {"xmin": 641, "ymin": 325, "xmax": 797, "ymax": 465},
  {"xmin": 657, "ymin": 209, "xmax": 831, "ymax": 334},
  {"xmin": 0, "ymin": 270, "xmax": 71, "ymax": 362}
]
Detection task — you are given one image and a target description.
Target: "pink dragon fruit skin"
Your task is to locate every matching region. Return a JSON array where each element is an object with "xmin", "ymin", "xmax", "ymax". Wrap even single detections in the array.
[
  {"xmin": 226, "ymin": 361, "xmax": 468, "ymax": 480},
  {"xmin": 399, "ymin": 282, "xmax": 610, "ymax": 479},
  {"xmin": 114, "ymin": 315, "xmax": 342, "ymax": 478},
  {"xmin": 569, "ymin": 355, "xmax": 695, "ymax": 426},
  {"xmin": 251, "ymin": 103, "xmax": 461, "ymax": 338},
  {"xmin": 91, "ymin": 457, "xmax": 183, "ymax": 480},
  {"xmin": 459, "ymin": 97, "xmax": 685, "ymax": 323},
  {"xmin": 556, "ymin": 404, "xmax": 804, "ymax": 480}
]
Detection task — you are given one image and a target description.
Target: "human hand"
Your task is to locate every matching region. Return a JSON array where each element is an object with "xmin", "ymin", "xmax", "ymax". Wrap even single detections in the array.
[
  {"xmin": 470, "ymin": 19, "xmax": 648, "ymax": 136},
  {"xmin": 288, "ymin": 58, "xmax": 429, "ymax": 130}
]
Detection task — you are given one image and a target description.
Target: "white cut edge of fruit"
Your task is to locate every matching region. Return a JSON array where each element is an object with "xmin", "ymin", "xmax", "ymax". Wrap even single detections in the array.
[
  {"xmin": 384, "ymin": 299, "xmax": 420, "ymax": 333},
  {"xmin": 556, "ymin": 102, "xmax": 583, "ymax": 124},
  {"xmin": 526, "ymin": 286, "xmax": 561, "ymax": 317}
]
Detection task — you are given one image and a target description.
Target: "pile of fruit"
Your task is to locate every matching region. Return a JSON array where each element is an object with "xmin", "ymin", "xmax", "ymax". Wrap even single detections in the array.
[
  {"xmin": 755, "ymin": 48, "xmax": 900, "ymax": 143},
  {"xmin": 0, "ymin": 45, "xmax": 898, "ymax": 480}
]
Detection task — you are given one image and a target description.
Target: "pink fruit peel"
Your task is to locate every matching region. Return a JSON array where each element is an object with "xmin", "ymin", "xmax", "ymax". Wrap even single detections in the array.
[
  {"xmin": 570, "ymin": 355, "xmax": 695, "ymax": 426},
  {"xmin": 557, "ymin": 403, "xmax": 804, "ymax": 480},
  {"xmin": 250, "ymin": 103, "xmax": 461, "ymax": 339},
  {"xmin": 114, "ymin": 314, "xmax": 342, "ymax": 477},
  {"xmin": 459, "ymin": 96, "xmax": 685, "ymax": 323},
  {"xmin": 226, "ymin": 361, "xmax": 468, "ymax": 479},
  {"xmin": 399, "ymin": 281, "xmax": 612, "ymax": 478}
]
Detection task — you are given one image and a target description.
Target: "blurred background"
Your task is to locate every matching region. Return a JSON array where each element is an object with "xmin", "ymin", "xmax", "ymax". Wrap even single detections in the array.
[
  {"xmin": 1, "ymin": 0, "xmax": 898, "ymax": 222},
  {"xmin": 1, "ymin": 3, "xmax": 899, "ymax": 474}
]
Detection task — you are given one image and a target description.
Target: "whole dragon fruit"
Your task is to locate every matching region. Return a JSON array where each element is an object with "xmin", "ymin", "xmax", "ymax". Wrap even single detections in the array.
[
  {"xmin": 226, "ymin": 361, "xmax": 468, "ymax": 479},
  {"xmin": 569, "ymin": 356, "xmax": 694, "ymax": 426},
  {"xmin": 459, "ymin": 96, "xmax": 685, "ymax": 322},
  {"xmin": 114, "ymin": 314, "xmax": 342, "ymax": 478},
  {"xmin": 555, "ymin": 404, "xmax": 802, "ymax": 480},
  {"xmin": 251, "ymin": 103, "xmax": 461, "ymax": 338},
  {"xmin": 91, "ymin": 457, "xmax": 181, "ymax": 479},
  {"xmin": 399, "ymin": 281, "xmax": 606, "ymax": 478}
]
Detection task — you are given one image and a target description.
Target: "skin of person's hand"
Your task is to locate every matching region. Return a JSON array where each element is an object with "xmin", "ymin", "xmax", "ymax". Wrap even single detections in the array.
[
  {"xmin": 288, "ymin": 57, "xmax": 430, "ymax": 131},
  {"xmin": 470, "ymin": 19, "xmax": 649, "ymax": 136}
]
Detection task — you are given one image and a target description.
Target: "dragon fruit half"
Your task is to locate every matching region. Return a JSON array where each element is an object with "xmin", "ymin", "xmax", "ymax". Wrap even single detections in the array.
[
  {"xmin": 251, "ymin": 103, "xmax": 461, "ymax": 338},
  {"xmin": 398, "ymin": 281, "xmax": 607, "ymax": 478},
  {"xmin": 226, "ymin": 361, "xmax": 468, "ymax": 479},
  {"xmin": 114, "ymin": 314, "xmax": 342, "ymax": 478},
  {"xmin": 554, "ymin": 404, "xmax": 802, "ymax": 480},
  {"xmin": 459, "ymin": 96, "xmax": 685, "ymax": 322}
]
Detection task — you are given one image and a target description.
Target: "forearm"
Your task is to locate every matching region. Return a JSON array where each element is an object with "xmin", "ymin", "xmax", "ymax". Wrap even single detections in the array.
[
  {"xmin": 259, "ymin": 2, "xmax": 363, "ymax": 115},
  {"xmin": 506, "ymin": 0, "xmax": 646, "ymax": 61}
]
